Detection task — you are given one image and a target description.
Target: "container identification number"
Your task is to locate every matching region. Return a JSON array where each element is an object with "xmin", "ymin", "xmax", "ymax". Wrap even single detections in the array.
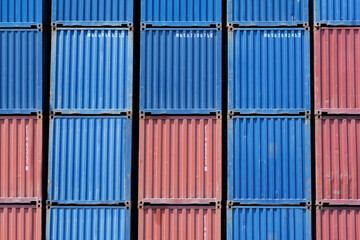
[
  {"xmin": 263, "ymin": 32, "xmax": 302, "ymax": 38},
  {"xmin": 175, "ymin": 33, "xmax": 214, "ymax": 38}
]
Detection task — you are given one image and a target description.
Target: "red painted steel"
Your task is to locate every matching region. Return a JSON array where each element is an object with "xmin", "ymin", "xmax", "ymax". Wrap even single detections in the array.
[
  {"xmin": 0, "ymin": 116, "xmax": 42, "ymax": 203},
  {"xmin": 138, "ymin": 205, "xmax": 221, "ymax": 240},
  {"xmin": 315, "ymin": 27, "xmax": 360, "ymax": 114},
  {"xmin": 317, "ymin": 206, "xmax": 360, "ymax": 240},
  {"xmin": 316, "ymin": 116, "xmax": 360, "ymax": 205},
  {"xmin": 0, "ymin": 205, "xmax": 41, "ymax": 240},
  {"xmin": 139, "ymin": 116, "xmax": 222, "ymax": 204}
]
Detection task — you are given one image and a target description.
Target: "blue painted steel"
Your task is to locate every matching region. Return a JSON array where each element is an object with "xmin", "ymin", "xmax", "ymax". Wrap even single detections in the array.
[
  {"xmin": 314, "ymin": 0, "xmax": 360, "ymax": 25},
  {"xmin": 140, "ymin": 28, "xmax": 222, "ymax": 114},
  {"xmin": 0, "ymin": 29, "xmax": 42, "ymax": 114},
  {"xmin": 48, "ymin": 116, "xmax": 132, "ymax": 205},
  {"xmin": 228, "ymin": 28, "xmax": 310, "ymax": 114},
  {"xmin": 50, "ymin": 28, "xmax": 133, "ymax": 114},
  {"xmin": 227, "ymin": 206, "xmax": 311, "ymax": 240},
  {"xmin": 227, "ymin": 0, "xmax": 309, "ymax": 26},
  {"xmin": 0, "ymin": 0, "xmax": 42, "ymax": 27},
  {"xmin": 228, "ymin": 116, "xmax": 311, "ymax": 205},
  {"xmin": 52, "ymin": 0, "xmax": 133, "ymax": 26},
  {"xmin": 46, "ymin": 206, "xmax": 130, "ymax": 240},
  {"xmin": 141, "ymin": 0, "xmax": 222, "ymax": 26}
]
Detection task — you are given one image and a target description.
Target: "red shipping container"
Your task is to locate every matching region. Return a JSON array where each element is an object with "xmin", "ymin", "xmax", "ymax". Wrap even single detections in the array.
[
  {"xmin": 139, "ymin": 116, "xmax": 222, "ymax": 204},
  {"xmin": 138, "ymin": 205, "xmax": 221, "ymax": 240},
  {"xmin": 317, "ymin": 206, "xmax": 360, "ymax": 240},
  {"xmin": 0, "ymin": 205, "xmax": 42, "ymax": 240},
  {"xmin": 316, "ymin": 116, "xmax": 360, "ymax": 205},
  {"xmin": 0, "ymin": 116, "xmax": 42, "ymax": 203},
  {"xmin": 315, "ymin": 27, "xmax": 360, "ymax": 114}
]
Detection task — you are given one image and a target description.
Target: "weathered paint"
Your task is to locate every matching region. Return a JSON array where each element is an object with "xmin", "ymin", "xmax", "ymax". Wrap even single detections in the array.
[
  {"xmin": 315, "ymin": 27, "xmax": 360, "ymax": 114},
  {"xmin": 0, "ymin": 0, "xmax": 42, "ymax": 27},
  {"xmin": 48, "ymin": 116, "xmax": 132, "ymax": 205},
  {"xmin": 0, "ymin": 116, "xmax": 42, "ymax": 203},
  {"xmin": 140, "ymin": 28, "xmax": 222, "ymax": 114},
  {"xmin": 50, "ymin": 28, "xmax": 133, "ymax": 114},
  {"xmin": 228, "ymin": 116, "xmax": 311, "ymax": 205},
  {"xmin": 228, "ymin": 28, "xmax": 310, "ymax": 114},
  {"xmin": 139, "ymin": 116, "xmax": 221, "ymax": 204}
]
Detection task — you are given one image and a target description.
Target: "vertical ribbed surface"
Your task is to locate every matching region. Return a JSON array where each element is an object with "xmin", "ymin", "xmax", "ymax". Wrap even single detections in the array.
[
  {"xmin": 47, "ymin": 206, "xmax": 130, "ymax": 240},
  {"xmin": 0, "ymin": 30, "xmax": 42, "ymax": 114},
  {"xmin": 48, "ymin": 117, "xmax": 132, "ymax": 204},
  {"xmin": 0, "ymin": 117, "xmax": 42, "ymax": 203},
  {"xmin": 315, "ymin": 28, "xmax": 360, "ymax": 114},
  {"xmin": 140, "ymin": 28, "xmax": 221, "ymax": 114},
  {"xmin": 0, "ymin": 0, "xmax": 42, "ymax": 27},
  {"xmin": 228, "ymin": 116, "xmax": 311, "ymax": 204},
  {"xmin": 314, "ymin": 0, "xmax": 360, "ymax": 25},
  {"xmin": 51, "ymin": 28, "xmax": 133, "ymax": 114},
  {"xmin": 228, "ymin": 29, "xmax": 310, "ymax": 114},
  {"xmin": 139, "ymin": 116, "xmax": 222, "ymax": 204}
]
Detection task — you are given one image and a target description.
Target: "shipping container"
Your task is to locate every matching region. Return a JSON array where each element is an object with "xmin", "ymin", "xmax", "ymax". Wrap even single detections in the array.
[
  {"xmin": 317, "ymin": 206, "xmax": 360, "ymax": 240},
  {"xmin": 139, "ymin": 116, "xmax": 221, "ymax": 204},
  {"xmin": 228, "ymin": 116, "xmax": 311, "ymax": 205},
  {"xmin": 140, "ymin": 28, "xmax": 222, "ymax": 114},
  {"xmin": 0, "ymin": 205, "xmax": 41, "ymax": 240},
  {"xmin": 0, "ymin": 116, "xmax": 42, "ymax": 203},
  {"xmin": 46, "ymin": 206, "xmax": 130, "ymax": 240},
  {"xmin": 227, "ymin": 0, "xmax": 309, "ymax": 26},
  {"xmin": 139, "ymin": 205, "xmax": 221, "ymax": 240},
  {"xmin": 228, "ymin": 28, "xmax": 310, "ymax": 114},
  {"xmin": 0, "ymin": 0, "xmax": 42, "ymax": 27},
  {"xmin": 141, "ymin": 0, "xmax": 222, "ymax": 26},
  {"xmin": 50, "ymin": 28, "xmax": 133, "ymax": 114},
  {"xmin": 315, "ymin": 27, "xmax": 360, "ymax": 114},
  {"xmin": 314, "ymin": 0, "xmax": 360, "ymax": 26},
  {"xmin": 0, "ymin": 29, "xmax": 42, "ymax": 114},
  {"xmin": 227, "ymin": 206, "xmax": 311, "ymax": 240},
  {"xmin": 316, "ymin": 116, "xmax": 360, "ymax": 205},
  {"xmin": 48, "ymin": 116, "xmax": 132, "ymax": 205},
  {"xmin": 52, "ymin": 0, "xmax": 133, "ymax": 26}
]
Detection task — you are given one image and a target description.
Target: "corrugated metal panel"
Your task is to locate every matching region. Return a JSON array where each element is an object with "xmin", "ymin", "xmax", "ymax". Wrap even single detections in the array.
[
  {"xmin": 48, "ymin": 116, "xmax": 132, "ymax": 205},
  {"xmin": 0, "ymin": 205, "xmax": 41, "ymax": 240},
  {"xmin": 228, "ymin": 116, "xmax": 311, "ymax": 205},
  {"xmin": 0, "ymin": 0, "xmax": 42, "ymax": 27},
  {"xmin": 315, "ymin": 27, "xmax": 360, "ymax": 114},
  {"xmin": 0, "ymin": 116, "xmax": 42, "ymax": 203},
  {"xmin": 139, "ymin": 206, "xmax": 221, "ymax": 240},
  {"xmin": 51, "ymin": 0, "xmax": 133, "ymax": 26},
  {"xmin": 0, "ymin": 29, "xmax": 42, "ymax": 114},
  {"xmin": 316, "ymin": 116, "xmax": 360, "ymax": 205},
  {"xmin": 141, "ymin": 0, "xmax": 222, "ymax": 26},
  {"xmin": 140, "ymin": 28, "xmax": 222, "ymax": 114},
  {"xmin": 50, "ymin": 28, "xmax": 133, "ymax": 114},
  {"xmin": 46, "ymin": 206, "xmax": 130, "ymax": 240},
  {"xmin": 314, "ymin": 0, "xmax": 360, "ymax": 26},
  {"xmin": 139, "ymin": 116, "xmax": 222, "ymax": 204},
  {"xmin": 227, "ymin": 206, "xmax": 311, "ymax": 240},
  {"xmin": 227, "ymin": 0, "xmax": 309, "ymax": 26},
  {"xmin": 228, "ymin": 28, "xmax": 310, "ymax": 114}
]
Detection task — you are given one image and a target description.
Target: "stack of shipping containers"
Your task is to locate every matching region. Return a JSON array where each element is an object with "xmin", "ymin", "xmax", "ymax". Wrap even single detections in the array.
[
  {"xmin": 314, "ymin": 0, "xmax": 360, "ymax": 238},
  {"xmin": 46, "ymin": 0, "xmax": 133, "ymax": 239},
  {"xmin": 227, "ymin": 1, "xmax": 312, "ymax": 239},
  {"xmin": 0, "ymin": 0, "xmax": 43, "ymax": 239},
  {"xmin": 138, "ymin": 0, "xmax": 222, "ymax": 238}
]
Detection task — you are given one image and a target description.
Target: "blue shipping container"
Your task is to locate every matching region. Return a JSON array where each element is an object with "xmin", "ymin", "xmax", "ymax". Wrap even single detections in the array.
[
  {"xmin": 46, "ymin": 206, "xmax": 130, "ymax": 240},
  {"xmin": 228, "ymin": 28, "xmax": 310, "ymax": 114},
  {"xmin": 0, "ymin": 0, "xmax": 42, "ymax": 27},
  {"xmin": 0, "ymin": 29, "xmax": 42, "ymax": 114},
  {"xmin": 48, "ymin": 116, "xmax": 132, "ymax": 205},
  {"xmin": 52, "ymin": 0, "xmax": 133, "ymax": 26},
  {"xmin": 140, "ymin": 28, "xmax": 222, "ymax": 114},
  {"xmin": 228, "ymin": 116, "xmax": 311, "ymax": 205},
  {"xmin": 227, "ymin": 206, "xmax": 311, "ymax": 240},
  {"xmin": 141, "ymin": 0, "xmax": 222, "ymax": 26},
  {"xmin": 51, "ymin": 28, "xmax": 133, "ymax": 114},
  {"xmin": 227, "ymin": 0, "xmax": 309, "ymax": 26}
]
